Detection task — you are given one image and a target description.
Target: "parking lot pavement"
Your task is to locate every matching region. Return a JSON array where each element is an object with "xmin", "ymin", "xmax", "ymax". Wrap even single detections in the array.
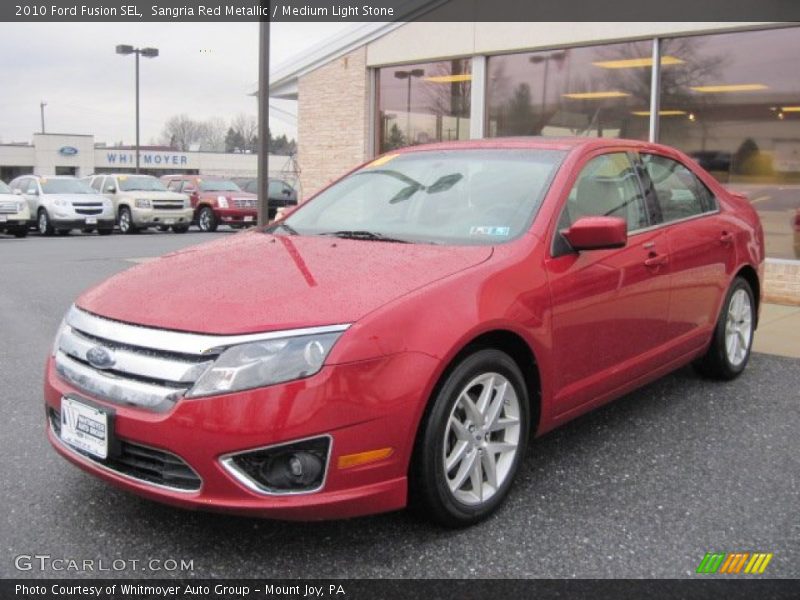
[{"xmin": 1, "ymin": 233, "xmax": 798, "ymax": 579}]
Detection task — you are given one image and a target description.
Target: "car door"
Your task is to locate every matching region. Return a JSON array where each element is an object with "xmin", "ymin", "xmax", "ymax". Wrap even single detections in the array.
[
  {"xmin": 638, "ymin": 152, "xmax": 734, "ymax": 356},
  {"xmin": 545, "ymin": 151, "xmax": 672, "ymax": 416}
]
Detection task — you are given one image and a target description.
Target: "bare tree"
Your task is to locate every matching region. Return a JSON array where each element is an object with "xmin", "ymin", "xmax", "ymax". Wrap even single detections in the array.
[
  {"xmin": 229, "ymin": 113, "xmax": 258, "ymax": 152},
  {"xmin": 159, "ymin": 114, "xmax": 204, "ymax": 150},
  {"xmin": 198, "ymin": 117, "xmax": 227, "ymax": 152}
]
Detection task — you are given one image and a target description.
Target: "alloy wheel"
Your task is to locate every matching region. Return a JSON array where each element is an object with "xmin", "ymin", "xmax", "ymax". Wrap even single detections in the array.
[
  {"xmin": 725, "ymin": 288, "xmax": 753, "ymax": 367},
  {"xmin": 443, "ymin": 372, "xmax": 521, "ymax": 506}
]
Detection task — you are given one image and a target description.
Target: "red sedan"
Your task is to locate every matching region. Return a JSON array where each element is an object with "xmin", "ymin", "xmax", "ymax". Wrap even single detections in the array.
[{"xmin": 45, "ymin": 138, "xmax": 763, "ymax": 526}]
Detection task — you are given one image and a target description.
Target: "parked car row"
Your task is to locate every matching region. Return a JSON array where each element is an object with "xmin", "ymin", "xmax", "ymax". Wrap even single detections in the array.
[{"xmin": 0, "ymin": 173, "xmax": 298, "ymax": 238}]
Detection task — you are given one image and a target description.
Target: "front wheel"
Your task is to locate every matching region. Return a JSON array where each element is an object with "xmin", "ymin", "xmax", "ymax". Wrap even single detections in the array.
[
  {"xmin": 38, "ymin": 210, "xmax": 54, "ymax": 236},
  {"xmin": 411, "ymin": 349, "xmax": 530, "ymax": 527},
  {"xmin": 172, "ymin": 225, "xmax": 189, "ymax": 234},
  {"xmin": 118, "ymin": 207, "xmax": 138, "ymax": 234},
  {"xmin": 197, "ymin": 206, "xmax": 218, "ymax": 232},
  {"xmin": 693, "ymin": 276, "xmax": 755, "ymax": 380}
]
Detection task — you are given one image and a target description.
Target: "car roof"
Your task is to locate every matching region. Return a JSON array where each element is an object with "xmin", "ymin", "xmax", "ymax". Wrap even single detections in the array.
[{"xmin": 387, "ymin": 136, "xmax": 667, "ymax": 155}]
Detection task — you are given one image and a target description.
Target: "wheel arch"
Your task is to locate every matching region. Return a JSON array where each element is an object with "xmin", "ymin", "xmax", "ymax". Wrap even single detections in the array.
[{"xmin": 734, "ymin": 264, "xmax": 760, "ymax": 328}]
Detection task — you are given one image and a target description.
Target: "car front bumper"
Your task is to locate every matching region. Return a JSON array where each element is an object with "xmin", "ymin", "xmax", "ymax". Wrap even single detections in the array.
[
  {"xmin": 44, "ymin": 351, "xmax": 438, "ymax": 520},
  {"xmin": 52, "ymin": 217, "xmax": 115, "ymax": 229},
  {"xmin": 132, "ymin": 208, "xmax": 193, "ymax": 227},
  {"xmin": 215, "ymin": 208, "xmax": 258, "ymax": 225}
]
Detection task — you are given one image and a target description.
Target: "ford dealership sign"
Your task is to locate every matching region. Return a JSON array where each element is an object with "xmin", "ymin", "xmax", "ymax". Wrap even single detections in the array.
[{"xmin": 58, "ymin": 146, "xmax": 79, "ymax": 156}]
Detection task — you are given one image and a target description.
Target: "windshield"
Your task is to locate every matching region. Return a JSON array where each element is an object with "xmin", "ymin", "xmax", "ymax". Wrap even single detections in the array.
[
  {"xmin": 271, "ymin": 149, "xmax": 565, "ymax": 245},
  {"xmin": 41, "ymin": 178, "xmax": 95, "ymax": 194},
  {"xmin": 199, "ymin": 180, "xmax": 241, "ymax": 192},
  {"xmin": 118, "ymin": 175, "xmax": 167, "ymax": 192},
  {"xmin": 0, "ymin": 181, "xmax": 10, "ymax": 194}
]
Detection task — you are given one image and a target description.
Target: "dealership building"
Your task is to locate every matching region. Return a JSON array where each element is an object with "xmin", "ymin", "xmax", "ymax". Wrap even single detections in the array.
[
  {"xmin": 269, "ymin": 20, "xmax": 800, "ymax": 300},
  {"xmin": 0, "ymin": 132, "xmax": 295, "ymax": 182}
]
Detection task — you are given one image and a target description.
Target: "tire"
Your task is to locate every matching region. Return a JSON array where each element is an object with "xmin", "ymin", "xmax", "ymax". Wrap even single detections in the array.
[
  {"xmin": 693, "ymin": 276, "xmax": 755, "ymax": 380},
  {"xmin": 118, "ymin": 207, "xmax": 138, "ymax": 235},
  {"xmin": 172, "ymin": 225, "xmax": 189, "ymax": 234},
  {"xmin": 411, "ymin": 348, "xmax": 530, "ymax": 527},
  {"xmin": 38, "ymin": 210, "xmax": 54, "ymax": 236},
  {"xmin": 98, "ymin": 228, "xmax": 113, "ymax": 236},
  {"xmin": 157, "ymin": 225, "xmax": 170, "ymax": 232},
  {"xmin": 197, "ymin": 206, "xmax": 218, "ymax": 232},
  {"xmin": 82, "ymin": 227, "xmax": 95, "ymax": 234},
  {"xmin": 12, "ymin": 227, "xmax": 28, "ymax": 238}
]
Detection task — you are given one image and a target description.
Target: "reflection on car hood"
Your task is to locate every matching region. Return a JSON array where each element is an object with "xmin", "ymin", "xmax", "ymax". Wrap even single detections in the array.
[
  {"xmin": 45, "ymin": 194, "xmax": 108, "ymax": 204},
  {"xmin": 77, "ymin": 232, "xmax": 494, "ymax": 334}
]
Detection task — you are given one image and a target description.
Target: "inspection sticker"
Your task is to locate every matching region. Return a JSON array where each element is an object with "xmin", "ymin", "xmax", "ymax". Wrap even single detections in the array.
[{"xmin": 470, "ymin": 226, "xmax": 511, "ymax": 236}]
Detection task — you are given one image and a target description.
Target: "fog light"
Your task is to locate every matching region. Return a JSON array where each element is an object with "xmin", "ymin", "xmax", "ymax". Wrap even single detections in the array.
[{"xmin": 222, "ymin": 436, "xmax": 330, "ymax": 494}]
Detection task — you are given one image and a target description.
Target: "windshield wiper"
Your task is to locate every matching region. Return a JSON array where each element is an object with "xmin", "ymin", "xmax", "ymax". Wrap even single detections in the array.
[{"xmin": 319, "ymin": 230, "xmax": 411, "ymax": 243}]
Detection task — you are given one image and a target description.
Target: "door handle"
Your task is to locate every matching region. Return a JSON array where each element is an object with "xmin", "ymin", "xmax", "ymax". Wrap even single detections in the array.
[
  {"xmin": 644, "ymin": 252, "xmax": 668, "ymax": 268},
  {"xmin": 720, "ymin": 231, "xmax": 734, "ymax": 244}
]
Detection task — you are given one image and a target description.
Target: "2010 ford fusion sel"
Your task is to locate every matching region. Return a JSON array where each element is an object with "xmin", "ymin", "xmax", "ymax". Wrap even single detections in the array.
[{"xmin": 45, "ymin": 138, "xmax": 763, "ymax": 526}]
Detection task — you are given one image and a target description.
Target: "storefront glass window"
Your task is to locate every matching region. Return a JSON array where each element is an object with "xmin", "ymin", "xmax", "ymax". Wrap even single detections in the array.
[
  {"xmin": 376, "ymin": 59, "xmax": 471, "ymax": 153},
  {"xmin": 486, "ymin": 41, "xmax": 652, "ymax": 140},
  {"xmin": 658, "ymin": 27, "xmax": 800, "ymax": 260}
]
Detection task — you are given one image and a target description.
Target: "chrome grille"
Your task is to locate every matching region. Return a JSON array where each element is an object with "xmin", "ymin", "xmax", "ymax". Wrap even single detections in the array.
[
  {"xmin": 54, "ymin": 305, "xmax": 349, "ymax": 412},
  {"xmin": 0, "ymin": 200, "xmax": 19, "ymax": 213},
  {"xmin": 232, "ymin": 197, "xmax": 257, "ymax": 209},
  {"xmin": 152, "ymin": 202, "xmax": 185, "ymax": 210}
]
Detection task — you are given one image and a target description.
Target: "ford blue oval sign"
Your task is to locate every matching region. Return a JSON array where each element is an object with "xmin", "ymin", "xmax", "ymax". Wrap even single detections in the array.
[{"xmin": 58, "ymin": 146, "xmax": 79, "ymax": 156}]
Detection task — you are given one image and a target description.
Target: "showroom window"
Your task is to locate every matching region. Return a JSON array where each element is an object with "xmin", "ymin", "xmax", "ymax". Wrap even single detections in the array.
[
  {"xmin": 486, "ymin": 41, "xmax": 653, "ymax": 140},
  {"xmin": 376, "ymin": 59, "xmax": 471, "ymax": 153},
  {"xmin": 656, "ymin": 27, "xmax": 800, "ymax": 260}
]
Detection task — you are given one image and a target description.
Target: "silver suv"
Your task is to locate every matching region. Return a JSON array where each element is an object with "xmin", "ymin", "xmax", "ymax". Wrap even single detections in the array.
[
  {"xmin": 0, "ymin": 179, "xmax": 31, "ymax": 238},
  {"xmin": 10, "ymin": 175, "xmax": 114, "ymax": 236},
  {"xmin": 88, "ymin": 174, "xmax": 192, "ymax": 234}
]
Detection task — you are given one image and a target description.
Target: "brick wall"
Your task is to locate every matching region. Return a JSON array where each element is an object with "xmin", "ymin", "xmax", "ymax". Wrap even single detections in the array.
[
  {"xmin": 297, "ymin": 47, "xmax": 370, "ymax": 201},
  {"xmin": 765, "ymin": 260, "xmax": 800, "ymax": 306}
]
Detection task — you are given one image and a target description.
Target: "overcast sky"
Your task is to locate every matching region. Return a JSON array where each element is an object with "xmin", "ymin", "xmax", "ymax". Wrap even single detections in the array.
[{"xmin": 0, "ymin": 22, "xmax": 352, "ymax": 145}]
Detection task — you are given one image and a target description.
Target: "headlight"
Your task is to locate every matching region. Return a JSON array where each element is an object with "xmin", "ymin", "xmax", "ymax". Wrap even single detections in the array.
[
  {"xmin": 16, "ymin": 201, "xmax": 25, "ymax": 212},
  {"xmin": 135, "ymin": 198, "xmax": 151, "ymax": 208},
  {"xmin": 186, "ymin": 331, "xmax": 343, "ymax": 398},
  {"xmin": 217, "ymin": 195, "xmax": 229, "ymax": 208},
  {"xmin": 183, "ymin": 198, "xmax": 191, "ymax": 208},
  {"xmin": 54, "ymin": 198, "xmax": 67, "ymax": 207}
]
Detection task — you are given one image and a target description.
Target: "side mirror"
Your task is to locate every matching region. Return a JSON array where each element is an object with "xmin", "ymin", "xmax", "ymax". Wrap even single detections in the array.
[
  {"xmin": 106, "ymin": 187, "xmax": 116, "ymax": 194},
  {"xmin": 563, "ymin": 216, "xmax": 627, "ymax": 251}
]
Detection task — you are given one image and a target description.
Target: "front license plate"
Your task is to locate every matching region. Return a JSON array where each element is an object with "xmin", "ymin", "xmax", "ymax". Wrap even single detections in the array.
[
  {"xmin": 60, "ymin": 397, "xmax": 109, "ymax": 459},
  {"xmin": 164, "ymin": 218, "xmax": 175, "ymax": 225},
  {"xmin": 244, "ymin": 216, "xmax": 254, "ymax": 222},
  {"xmin": 85, "ymin": 217, "xmax": 98, "ymax": 225}
]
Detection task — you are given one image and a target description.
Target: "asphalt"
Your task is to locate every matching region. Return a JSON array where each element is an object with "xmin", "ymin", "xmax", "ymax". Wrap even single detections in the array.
[{"xmin": 0, "ymin": 229, "xmax": 798, "ymax": 579}]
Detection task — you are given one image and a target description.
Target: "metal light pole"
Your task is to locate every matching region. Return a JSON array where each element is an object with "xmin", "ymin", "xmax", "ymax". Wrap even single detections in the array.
[
  {"xmin": 116, "ymin": 44, "xmax": 159, "ymax": 173},
  {"xmin": 40, "ymin": 101, "xmax": 47, "ymax": 134},
  {"xmin": 394, "ymin": 68, "xmax": 424, "ymax": 143},
  {"xmin": 257, "ymin": 18, "xmax": 271, "ymax": 226}
]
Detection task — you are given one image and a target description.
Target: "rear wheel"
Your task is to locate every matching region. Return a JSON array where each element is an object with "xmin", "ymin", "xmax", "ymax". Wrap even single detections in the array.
[
  {"xmin": 411, "ymin": 348, "xmax": 530, "ymax": 527},
  {"xmin": 693, "ymin": 276, "xmax": 755, "ymax": 380},
  {"xmin": 197, "ymin": 206, "xmax": 218, "ymax": 232},
  {"xmin": 118, "ymin": 207, "xmax": 138, "ymax": 234},
  {"xmin": 38, "ymin": 210, "xmax": 54, "ymax": 236}
]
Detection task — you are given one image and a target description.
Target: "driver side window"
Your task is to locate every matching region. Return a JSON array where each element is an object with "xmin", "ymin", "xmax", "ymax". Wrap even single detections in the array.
[{"xmin": 561, "ymin": 153, "xmax": 647, "ymax": 232}]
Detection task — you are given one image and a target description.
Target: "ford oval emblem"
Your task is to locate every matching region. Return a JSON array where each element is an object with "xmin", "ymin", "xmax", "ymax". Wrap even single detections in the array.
[
  {"xmin": 86, "ymin": 346, "xmax": 115, "ymax": 370},
  {"xmin": 59, "ymin": 146, "xmax": 79, "ymax": 156}
]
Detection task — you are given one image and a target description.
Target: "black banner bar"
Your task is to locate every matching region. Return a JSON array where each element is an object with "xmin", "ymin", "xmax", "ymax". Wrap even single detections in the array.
[
  {"xmin": 4, "ymin": 0, "xmax": 800, "ymax": 22},
  {"xmin": 3, "ymin": 579, "xmax": 800, "ymax": 600}
]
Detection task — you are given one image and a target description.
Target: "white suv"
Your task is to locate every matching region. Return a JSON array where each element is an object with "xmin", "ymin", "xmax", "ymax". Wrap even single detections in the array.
[
  {"xmin": 10, "ymin": 175, "xmax": 114, "ymax": 236},
  {"xmin": 88, "ymin": 174, "xmax": 193, "ymax": 234},
  {"xmin": 0, "ymin": 179, "xmax": 31, "ymax": 238}
]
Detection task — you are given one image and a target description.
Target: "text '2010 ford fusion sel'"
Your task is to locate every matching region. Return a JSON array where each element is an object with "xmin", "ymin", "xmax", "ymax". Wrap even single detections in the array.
[{"xmin": 45, "ymin": 138, "xmax": 764, "ymax": 526}]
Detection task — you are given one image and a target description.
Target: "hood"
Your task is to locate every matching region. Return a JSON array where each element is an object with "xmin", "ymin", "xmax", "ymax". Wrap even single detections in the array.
[
  {"xmin": 48, "ymin": 193, "xmax": 108, "ymax": 204},
  {"xmin": 77, "ymin": 232, "xmax": 493, "ymax": 334},
  {"xmin": 201, "ymin": 190, "xmax": 256, "ymax": 199},
  {"xmin": 120, "ymin": 191, "xmax": 187, "ymax": 201}
]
